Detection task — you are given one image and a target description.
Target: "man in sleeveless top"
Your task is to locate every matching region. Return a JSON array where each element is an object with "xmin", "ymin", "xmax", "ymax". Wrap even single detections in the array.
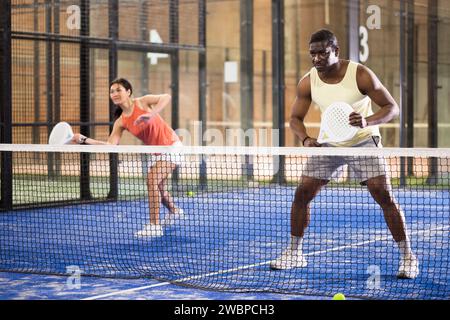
[
  {"xmin": 71, "ymin": 78, "xmax": 184, "ymax": 238},
  {"xmin": 270, "ymin": 30, "xmax": 419, "ymax": 279}
]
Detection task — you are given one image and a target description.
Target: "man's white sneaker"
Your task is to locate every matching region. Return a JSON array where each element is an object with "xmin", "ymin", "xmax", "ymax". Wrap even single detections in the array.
[
  {"xmin": 397, "ymin": 254, "xmax": 419, "ymax": 279},
  {"xmin": 135, "ymin": 224, "xmax": 164, "ymax": 238},
  {"xmin": 270, "ymin": 249, "xmax": 307, "ymax": 270},
  {"xmin": 161, "ymin": 208, "xmax": 186, "ymax": 226}
]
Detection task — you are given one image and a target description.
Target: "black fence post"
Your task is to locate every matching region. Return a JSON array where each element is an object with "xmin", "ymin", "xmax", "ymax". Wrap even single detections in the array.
[
  {"xmin": 108, "ymin": 0, "xmax": 119, "ymax": 200},
  {"xmin": 80, "ymin": 0, "xmax": 92, "ymax": 200},
  {"xmin": 271, "ymin": 0, "xmax": 286, "ymax": 184},
  {"xmin": 0, "ymin": 0, "xmax": 12, "ymax": 210},
  {"xmin": 170, "ymin": 0, "xmax": 180, "ymax": 183},
  {"xmin": 198, "ymin": 0, "xmax": 207, "ymax": 191}
]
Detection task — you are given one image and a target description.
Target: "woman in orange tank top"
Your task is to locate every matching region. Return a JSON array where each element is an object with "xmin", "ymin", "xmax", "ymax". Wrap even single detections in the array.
[{"xmin": 71, "ymin": 78, "xmax": 184, "ymax": 238}]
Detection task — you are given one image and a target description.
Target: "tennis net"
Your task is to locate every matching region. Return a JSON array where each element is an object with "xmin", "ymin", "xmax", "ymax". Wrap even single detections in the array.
[{"xmin": 0, "ymin": 144, "xmax": 449, "ymax": 299}]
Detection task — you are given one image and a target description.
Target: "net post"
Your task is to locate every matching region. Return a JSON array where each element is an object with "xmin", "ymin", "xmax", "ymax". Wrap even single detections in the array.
[{"xmin": 0, "ymin": 0, "xmax": 12, "ymax": 210}]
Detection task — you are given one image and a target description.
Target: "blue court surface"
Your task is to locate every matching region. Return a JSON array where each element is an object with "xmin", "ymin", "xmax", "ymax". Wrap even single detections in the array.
[
  {"xmin": 0, "ymin": 271, "xmax": 328, "ymax": 300},
  {"xmin": 0, "ymin": 186, "xmax": 449, "ymax": 300}
]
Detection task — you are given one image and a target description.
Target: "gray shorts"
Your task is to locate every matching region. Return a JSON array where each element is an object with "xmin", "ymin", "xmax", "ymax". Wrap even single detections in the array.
[{"xmin": 302, "ymin": 136, "xmax": 388, "ymax": 184}]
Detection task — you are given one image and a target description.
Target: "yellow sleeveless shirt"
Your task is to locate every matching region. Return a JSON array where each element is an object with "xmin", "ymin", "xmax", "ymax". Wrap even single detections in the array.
[{"xmin": 308, "ymin": 61, "xmax": 380, "ymax": 147}]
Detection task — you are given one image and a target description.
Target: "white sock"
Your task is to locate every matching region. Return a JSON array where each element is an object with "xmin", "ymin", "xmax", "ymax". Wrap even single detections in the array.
[
  {"xmin": 290, "ymin": 236, "xmax": 304, "ymax": 253},
  {"xmin": 398, "ymin": 238, "xmax": 413, "ymax": 257}
]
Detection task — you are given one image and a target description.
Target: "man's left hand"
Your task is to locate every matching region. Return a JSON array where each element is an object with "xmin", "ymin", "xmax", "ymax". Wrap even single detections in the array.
[{"xmin": 349, "ymin": 112, "xmax": 367, "ymax": 128}]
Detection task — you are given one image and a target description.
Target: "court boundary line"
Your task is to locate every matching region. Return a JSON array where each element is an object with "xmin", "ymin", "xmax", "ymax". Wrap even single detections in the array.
[
  {"xmin": 186, "ymin": 198, "xmax": 450, "ymax": 211},
  {"xmin": 82, "ymin": 225, "xmax": 449, "ymax": 300}
]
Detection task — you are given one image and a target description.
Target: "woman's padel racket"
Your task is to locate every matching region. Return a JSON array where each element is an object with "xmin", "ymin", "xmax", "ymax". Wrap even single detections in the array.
[{"xmin": 48, "ymin": 122, "xmax": 74, "ymax": 145}]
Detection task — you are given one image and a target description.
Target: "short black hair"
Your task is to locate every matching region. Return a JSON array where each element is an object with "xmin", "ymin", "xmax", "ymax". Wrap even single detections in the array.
[{"xmin": 309, "ymin": 29, "xmax": 339, "ymax": 49}]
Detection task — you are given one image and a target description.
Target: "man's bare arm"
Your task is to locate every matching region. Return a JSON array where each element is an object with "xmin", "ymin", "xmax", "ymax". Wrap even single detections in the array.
[
  {"xmin": 350, "ymin": 65, "xmax": 400, "ymax": 128},
  {"xmin": 289, "ymin": 75, "xmax": 320, "ymax": 147}
]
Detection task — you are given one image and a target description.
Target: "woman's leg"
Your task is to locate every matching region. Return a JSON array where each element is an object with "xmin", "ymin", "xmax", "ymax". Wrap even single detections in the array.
[
  {"xmin": 158, "ymin": 177, "xmax": 180, "ymax": 214},
  {"xmin": 146, "ymin": 160, "xmax": 176, "ymax": 224}
]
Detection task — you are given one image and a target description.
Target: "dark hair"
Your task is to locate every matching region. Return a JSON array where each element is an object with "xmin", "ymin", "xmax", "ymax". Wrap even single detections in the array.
[
  {"xmin": 110, "ymin": 78, "xmax": 133, "ymax": 119},
  {"xmin": 309, "ymin": 29, "xmax": 339, "ymax": 49}
]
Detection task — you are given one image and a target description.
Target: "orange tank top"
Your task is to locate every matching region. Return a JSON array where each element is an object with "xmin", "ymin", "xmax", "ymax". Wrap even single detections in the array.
[{"xmin": 121, "ymin": 102, "xmax": 178, "ymax": 146}]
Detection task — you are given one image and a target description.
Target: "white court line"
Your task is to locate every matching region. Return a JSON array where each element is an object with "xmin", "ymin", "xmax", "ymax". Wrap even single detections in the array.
[
  {"xmin": 183, "ymin": 198, "xmax": 450, "ymax": 211},
  {"xmin": 83, "ymin": 225, "xmax": 449, "ymax": 300}
]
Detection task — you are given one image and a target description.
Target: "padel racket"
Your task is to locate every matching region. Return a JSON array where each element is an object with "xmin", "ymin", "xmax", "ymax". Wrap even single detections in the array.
[
  {"xmin": 317, "ymin": 102, "xmax": 358, "ymax": 144},
  {"xmin": 48, "ymin": 122, "xmax": 74, "ymax": 145}
]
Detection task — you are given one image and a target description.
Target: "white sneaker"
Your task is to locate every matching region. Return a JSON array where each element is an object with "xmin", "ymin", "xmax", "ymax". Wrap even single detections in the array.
[
  {"xmin": 161, "ymin": 208, "xmax": 186, "ymax": 226},
  {"xmin": 270, "ymin": 248, "xmax": 307, "ymax": 270},
  {"xmin": 135, "ymin": 224, "xmax": 164, "ymax": 238},
  {"xmin": 397, "ymin": 254, "xmax": 419, "ymax": 279}
]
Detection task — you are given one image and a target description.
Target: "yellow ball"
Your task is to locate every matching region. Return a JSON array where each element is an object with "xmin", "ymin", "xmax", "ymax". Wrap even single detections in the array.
[
  {"xmin": 332, "ymin": 293, "xmax": 346, "ymax": 300},
  {"xmin": 187, "ymin": 191, "xmax": 195, "ymax": 197}
]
